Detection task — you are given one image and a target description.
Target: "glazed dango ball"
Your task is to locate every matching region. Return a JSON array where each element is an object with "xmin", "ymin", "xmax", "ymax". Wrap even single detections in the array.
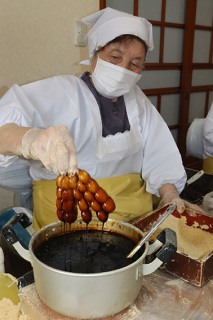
[
  {"xmin": 102, "ymin": 197, "xmax": 116, "ymax": 213},
  {"xmin": 64, "ymin": 208, "xmax": 78, "ymax": 224},
  {"xmin": 84, "ymin": 191, "xmax": 94, "ymax": 202},
  {"xmin": 56, "ymin": 169, "xmax": 116, "ymax": 225},
  {"xmin": 78, "ymin": 169, "xmax": 91, "ymax": 184},
  {"xmin": 96, "ymin": 211, "xmax": 108, "ymax": 223},
  {"xmin": 81, "ymin": 209, "xmax": 92, "ymax": 224},
  {"xmin": 86, "ymin": 179, "xmax": 99, "ymax": 194}
]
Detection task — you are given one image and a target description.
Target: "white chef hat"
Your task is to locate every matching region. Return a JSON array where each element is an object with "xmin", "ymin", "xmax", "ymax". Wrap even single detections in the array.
[{"xmin": 80, "ymin": 7, "xmax": 154, "ymax": 65}]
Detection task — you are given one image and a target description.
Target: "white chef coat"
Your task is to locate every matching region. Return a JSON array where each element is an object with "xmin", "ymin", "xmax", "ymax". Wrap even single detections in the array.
[
  {"xmin": 0, "ymin": 75, "xmax": 186, "ymax": 196},
  {"xmin": 203, "ymin": 102, "xmax": 213, "ymax": 159}
]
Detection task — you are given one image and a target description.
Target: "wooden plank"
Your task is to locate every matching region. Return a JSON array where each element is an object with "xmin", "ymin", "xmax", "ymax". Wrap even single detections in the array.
[
  {"xmin": 144, "ymin": 63, "xmax": 182, "ymax": 70},
  {"xmin": 191, "ymin": 85, "xmax": 213, "ymax": 92},
  {"xmin": 205, "ymin": 91, "xmax": 210, "ymax": 116},
  {"xmin": 157, "ymin": 95, "xmax": 161, "ymax": 113},
  {"xmin": 134, "ymin": 0, "xmax": 138, "ymax": 16},
  {"xmin": 170, "ymin": 124, "xmax": 179, "ymax": 130},
  {"xmin": 178, "ymin": 0, "xmax": 197, "ymax": 162},
  {"xmin": 209, "ymin": 22, "xmax": 213, "ymax": 63},
  {"xmin": 99, "ymin": 0, "xmax": 106, "ymax": 10},
  {"xmin": 192, "ymin": 63, "xmax": 213, "ymax": 69},
  {"xmin": 184, "ymin": 157, "xmax": 203, "ymax": 170},
  {"xmin": 159, "ymin": 0, "xmax": 166, "ymax": 63},
  {"xmin": 149, "ymin": 20, "xmax": 185, "ymax": 29},
  {"xmin": 143, "ymin": 87, "xmax": 180, "ymax": 95},
  {"xmin": 195, "ymin": 24, "xmax": 213, "ymax": 31}
]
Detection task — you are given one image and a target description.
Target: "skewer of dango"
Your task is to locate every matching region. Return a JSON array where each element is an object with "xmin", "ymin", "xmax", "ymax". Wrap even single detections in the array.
[{"xmin": 56, "ymin": 169, "xmax": 116, "ymax": 224}]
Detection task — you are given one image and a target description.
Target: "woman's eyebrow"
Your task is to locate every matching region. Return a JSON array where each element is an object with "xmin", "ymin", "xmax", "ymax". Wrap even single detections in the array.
[
  {"xmin": 110, "ymin": 48, "xmax": 123, "ymax": 54},
  {"xmin": 109, "ymin": 48, "xmax": 144, "ymax": 61},
  {"xmin": 133, "ymin": 56, "xmax": 143, "ymax": 61}
]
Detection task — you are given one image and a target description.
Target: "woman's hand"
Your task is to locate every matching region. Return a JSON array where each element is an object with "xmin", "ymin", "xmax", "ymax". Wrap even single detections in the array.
[
  {"xmin": 21, "ymin": 125, "xmax": 78, "ymax": 175},
  {"xmin": 158, "ymin": 184, "xmax": 204, "ymax": 214}
]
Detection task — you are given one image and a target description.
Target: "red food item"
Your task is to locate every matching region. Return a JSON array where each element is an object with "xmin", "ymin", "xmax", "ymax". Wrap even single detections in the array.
[
  {"xmin": 78, "ymin": 169, "xmax": 91, "ymax": 184},
  {"xmin": 81, "ymin": 210, "xmax": 92, "ymax": 224},
  {"xmin": 62, "ymin": 199, "xmax": 76, "ymax": 212},
  {"xmin": 61, "ymin": 176, "xmax": 69, "ymax": 190},
  {"xmin": 63, "ymin": 209, "xmax": 78, "ymax": 224},
  {"xmin": 73, "ymin": 188, "xmax": 83, "ymax": 201},
  {"xmin": 97, "ymin": 211, "xmax": 108, "ymax": 223},
  {"xmin": 78, "ymin": 198, "xmax": 88, "ymax": 212},
  {"xmin": 77, "ymin": 180, "xmax": 87, "ymax": 193},
  {"xmin": 86, "ymin": 179, "xmax": 99, "ymax": 194},
  {"xmin": 68, "ymin": 174, "xmax": 78, "ymax": 189},
  {"xmin": 56, "ymin": 170, "xmax": 115, "ymax": 225},
  {"xmin": 56, "ymin": 187, "xmax": 62, "ymax": 199},
  {"xmin": 56, "ymin": 176, "xmax": 63, "ymax": 188},
  {"xmin": 62, "ymin": 189, "xmax": 73, "ymax": 200},
  {"xmin": 102, "ymin": 197, "xmax": 116, "ymax": 213},
  {"xmin": 57, "ymin": 209, "xmax": 63, "ymax": 221},
  {"xmin": 95, "ymin": 188, "xmax": 108, "ymax": 203},
  {"xmin": 84, "ymin": 190, "xmax": 95, "ymax": 202},
  {"xmin": 90, "ymin": 200, "xmax": 101, "ymax": 212},
  {"xmin": 56, "ymin": 198, "xmax": 62, "ymax": 210}
]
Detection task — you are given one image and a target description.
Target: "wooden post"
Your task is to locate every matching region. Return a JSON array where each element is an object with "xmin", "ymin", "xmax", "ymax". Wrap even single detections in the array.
[
  {"xmin": 99, "ymin": 0, "xmax": 106, "ymax": 10},
  {"xmin": 178, "ymin": 0, "xmax": 197, "ymax": 162}
]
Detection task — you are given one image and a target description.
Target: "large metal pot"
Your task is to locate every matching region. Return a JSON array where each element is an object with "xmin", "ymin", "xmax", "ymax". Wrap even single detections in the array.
[{"xmin": 2, "ymin": 212, "xmax": 177, "ymax": 319}]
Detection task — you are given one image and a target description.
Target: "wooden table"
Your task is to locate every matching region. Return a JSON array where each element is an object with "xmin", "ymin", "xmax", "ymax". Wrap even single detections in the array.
[{"xmin": 19, "ymin": 269, "xmax": 213, "ymax": 320}]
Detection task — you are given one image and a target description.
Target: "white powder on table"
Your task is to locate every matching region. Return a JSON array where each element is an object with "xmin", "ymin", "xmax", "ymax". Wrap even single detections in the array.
[{"xmin": 151, "ymin": 215, "xmax": 213, "ymax": 259}]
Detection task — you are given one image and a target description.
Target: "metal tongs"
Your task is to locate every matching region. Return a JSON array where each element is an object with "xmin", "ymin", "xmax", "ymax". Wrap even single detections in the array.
[{"xmin": 127, "ymin": 205, "xmax": 177, "ymax": 258}]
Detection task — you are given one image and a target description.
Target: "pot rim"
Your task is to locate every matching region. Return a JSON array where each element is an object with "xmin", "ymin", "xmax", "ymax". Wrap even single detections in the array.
[{"xmin": 29, "ymin": 218, "xmax": 149, "ymax": 277}]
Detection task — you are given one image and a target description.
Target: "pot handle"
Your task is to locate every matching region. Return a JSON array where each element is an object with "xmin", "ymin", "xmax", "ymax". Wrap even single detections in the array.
[
  {"xmin": 138, "ymin": 228, "xmax": 177, "ymax": 277},
  {"xmin": 18, "ymin": 270, "xmax": 35, "ymax": 290},
  {"xmin": 1, "ymin": 212, "xmax": 35, "ymax": 263}
]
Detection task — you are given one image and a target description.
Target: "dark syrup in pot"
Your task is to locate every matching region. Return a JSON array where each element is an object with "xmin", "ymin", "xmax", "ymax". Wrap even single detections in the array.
[{"xmin": 34, "ymin": 230, "xmax": 144, "ymax": 273}]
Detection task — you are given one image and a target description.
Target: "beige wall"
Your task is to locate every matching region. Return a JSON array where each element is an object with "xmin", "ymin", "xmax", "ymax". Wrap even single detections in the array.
[
  {"xmin": 0, "ymin": 0, "xmax": 99, "ymax": 97},
  {"xmin": 0, "ymin": 0, "xmax": 99, "ymax": 211}
]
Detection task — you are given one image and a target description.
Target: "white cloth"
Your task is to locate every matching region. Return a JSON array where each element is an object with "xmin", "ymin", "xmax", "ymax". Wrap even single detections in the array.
[
  {"xmin": 186, "ymin": 118, "xmax": 204, "ymax": 159},
  {"xmin": 90, "ymin": 55, "xmax": 141, "ymax": 99},
  {"xmin": 81, "ymin": 7, "xmax": 154, "ymax": 65},
  {"xmin": 203, "ymin": 102, "xmax": 213, "ymax": 158},
  {"xmin": 0, "ymin": 75, "xmax": 186, "ymax": 196},
  {"xmin": 186, "ymin": 101, "xmax": 213, "ymax": 159}
]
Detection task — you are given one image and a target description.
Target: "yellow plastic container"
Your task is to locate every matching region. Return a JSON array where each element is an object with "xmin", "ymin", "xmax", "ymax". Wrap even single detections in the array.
[{"xmin": 0, "ymin": 273, "xmax": 20, "ymax": 304}]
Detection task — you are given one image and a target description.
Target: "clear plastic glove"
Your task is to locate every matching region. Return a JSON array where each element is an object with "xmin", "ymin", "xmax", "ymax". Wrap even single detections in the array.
[
  {"xmin": 159, "ymin": 190, "xmax": 204, "ymax": 214},
  {"xmin": 202, "ymin": 192, "xmax": 213, "ymax": 215},
  {"xmin": 21, "ymin": 126, "xmax": 78, "ymax": 176}
]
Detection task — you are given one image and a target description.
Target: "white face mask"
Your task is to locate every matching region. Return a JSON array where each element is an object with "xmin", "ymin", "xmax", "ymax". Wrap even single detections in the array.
[{"xmin": 90, "ymin": 55, "xmax": 142, "ymax": 99}]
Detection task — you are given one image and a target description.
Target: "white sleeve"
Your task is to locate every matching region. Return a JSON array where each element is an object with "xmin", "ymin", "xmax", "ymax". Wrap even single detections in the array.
[
  {"xmin": 139, "ymin": 94, "xmax": 186, "ymax": 196},
  {"xmin": 0, "ymin": 87, "xmax": 27, "ymax": 166},
  {"xmin": 0, "ymin": 84, "xmax": 36, "ymax": 166},
  {"xmin": 203, "ymin": 102, "xmax": 213, "ymax": 158},
  {"xmin": 0, "ymin": 76, "xmax": 80, "ymax": 167}
]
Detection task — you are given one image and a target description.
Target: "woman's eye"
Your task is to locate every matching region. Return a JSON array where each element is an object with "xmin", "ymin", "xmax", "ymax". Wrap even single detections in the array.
[
  {"xmin": 132, "ymin": 61, "xmax": 143, "ymax": 70},
  {"xmin": 132, "ymin": 63, "xmax": 139, "ymax": 69}
]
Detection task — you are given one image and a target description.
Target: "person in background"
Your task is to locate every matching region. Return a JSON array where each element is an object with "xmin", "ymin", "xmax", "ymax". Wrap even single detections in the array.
[
  {"xmin": 186, "ymin": 101, "xmax": 213, "ymax": 214},
  {"xmin": 187, "ymin": 101, "xmax": 213, "ymax": 175},
  {"xmin": 203, "ymin": 102, "xmax": 213, "ymax": 174},
  {"xmin": 0, "ymin": 8, "xmax": 201, "ymax": 230}
]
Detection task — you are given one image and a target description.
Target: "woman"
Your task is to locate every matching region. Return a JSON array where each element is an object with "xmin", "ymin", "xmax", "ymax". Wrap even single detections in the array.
[
  {"xmin": 187, "ymin": 101, "xmax": 213, "ymax": 174},
  {"xmin": 0, "ymin": 8, "xmax": 200, "ymax": 230},
  {"xmin": 203, "ymin": 102, "xmax": 213, "ymax": 174}
]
